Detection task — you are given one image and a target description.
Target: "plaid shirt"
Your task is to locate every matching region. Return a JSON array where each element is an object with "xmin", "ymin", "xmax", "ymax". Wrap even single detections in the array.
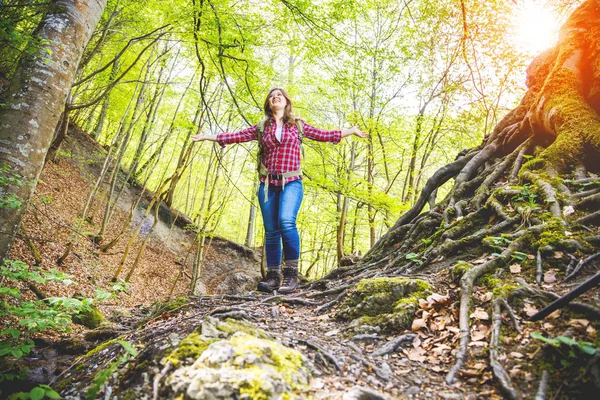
[{"xmin": 217, "ymin": 117, "xmax": 342, "ymax": 186}]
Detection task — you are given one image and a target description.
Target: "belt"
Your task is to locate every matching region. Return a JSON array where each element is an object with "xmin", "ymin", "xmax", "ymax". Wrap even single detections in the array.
[{"xmin": 259, "ymin": 166, "xmax": 302, "ymax": 202}]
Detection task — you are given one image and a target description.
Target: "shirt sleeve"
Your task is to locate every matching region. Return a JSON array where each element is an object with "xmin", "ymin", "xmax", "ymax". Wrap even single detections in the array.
[
  {"xmin": 217, "ymin": 124, "xmax": 258, "ymax": 147},
  {"xmin": 301, "ymin": 120, "xmax": 342, "ymax": 144}
]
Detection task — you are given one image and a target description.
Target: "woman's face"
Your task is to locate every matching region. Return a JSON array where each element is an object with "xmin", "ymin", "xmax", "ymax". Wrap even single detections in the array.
[{"xmin": 268, "ymin": 89, "xmax": 287, "ymax": 110}]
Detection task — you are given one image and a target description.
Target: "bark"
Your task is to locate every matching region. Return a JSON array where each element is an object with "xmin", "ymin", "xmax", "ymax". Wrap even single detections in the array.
[{"xmin": 0, "ymin": 0, "xmax": 108, "ymax": 259}]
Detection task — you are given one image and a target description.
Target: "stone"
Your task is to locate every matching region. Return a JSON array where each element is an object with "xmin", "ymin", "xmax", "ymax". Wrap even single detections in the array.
[{"xmin": 167, "ymin": 332, "xmax": 309, "ymax": 400}]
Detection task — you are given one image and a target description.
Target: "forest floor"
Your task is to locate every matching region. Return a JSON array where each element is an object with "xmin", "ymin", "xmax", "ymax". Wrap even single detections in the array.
[
  {"xmin": 40, "ymin": 263, "xmax": 598, "ymax": 399},
  {"xmin": 4, "ymin": 127, "xmax": 598, "ymax": 399}
]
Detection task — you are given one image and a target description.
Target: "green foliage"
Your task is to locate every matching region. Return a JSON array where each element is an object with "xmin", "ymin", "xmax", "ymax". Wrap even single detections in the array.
[
  {"xmin": 405, "ymin": 252, "xmax": 423, "ymax": 264},
  {"xmin": 0, "ymin": 260, "xmax": 90, "ymax": 363},
  {"xmin": 512, "ymin": 183, "xmax": 538, "ymax": 207},
  {"xmin": 7, "ymin": 384, "xmax": 61, "ymax": 400},
  {"xmin": 531, "ymin": 332, "xmax": 598, "ymax": 370}
]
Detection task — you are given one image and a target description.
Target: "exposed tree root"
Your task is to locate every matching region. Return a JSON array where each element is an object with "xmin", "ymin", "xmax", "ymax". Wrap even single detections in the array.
[
  {"xmin": 534, "ymin": 370, "xmax": 550, "ymax": 400},
  {"xmin": 489, "ymin": 298, "xmax": 519, "ymax": 399}
]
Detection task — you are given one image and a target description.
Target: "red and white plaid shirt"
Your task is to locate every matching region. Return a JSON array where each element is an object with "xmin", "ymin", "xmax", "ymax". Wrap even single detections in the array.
[{"xmin": 217, "ymin": 117, "xmax": 342, "ymax": 186}]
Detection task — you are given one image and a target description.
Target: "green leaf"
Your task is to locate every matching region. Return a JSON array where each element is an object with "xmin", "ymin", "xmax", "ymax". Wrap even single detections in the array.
[
  {"xmin": 530, "ymin": 332, "xmax": 559, "ymax": 346},
  {"xmin": 556, "ymin": 335, "xmax": 578, "ymax": 347},
  {"xmin": 581, "ymin": 344, "xmax": 598, "ymax": 356},
  {"xmin": 117, "ymin": 340, "xmax": 138, "ymax": 357},
  {"xmin": 30, "ymin": 387, "xmax": 45, "ymax": 400}
]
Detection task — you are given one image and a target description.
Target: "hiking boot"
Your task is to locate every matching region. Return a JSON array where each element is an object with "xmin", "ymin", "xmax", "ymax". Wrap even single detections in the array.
[
  {"xmin": 279, "ymin": 263, "xmax": 299, "ymax": 294},
  {"xmin": 258, "ymin": 268, "xmax": 281, "ymax": 293}
]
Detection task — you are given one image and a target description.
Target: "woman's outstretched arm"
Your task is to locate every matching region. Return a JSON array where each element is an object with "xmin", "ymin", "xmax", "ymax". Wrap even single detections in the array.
[{"xmin": 191, "ymin": 124, "xmax": 258, "ymax": 146}]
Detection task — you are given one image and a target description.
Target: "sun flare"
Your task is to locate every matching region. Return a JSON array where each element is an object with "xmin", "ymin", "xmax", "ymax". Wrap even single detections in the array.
[{"xmin": 512, "ymin": 0, "xmax": 562, "ymax": 56}]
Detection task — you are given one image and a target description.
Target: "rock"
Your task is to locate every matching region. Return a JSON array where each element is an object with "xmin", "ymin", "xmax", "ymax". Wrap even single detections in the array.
[
  {"xmin": 337, "ymin": 277, "xmax": 431, "ymax": 333},
  {"xmin": 343, "ymin": 386, "xmax": 391, "ymax": 400},
  {"xmin": 166, "ymin": 332, "xmax": 309, "ymax": 399}
]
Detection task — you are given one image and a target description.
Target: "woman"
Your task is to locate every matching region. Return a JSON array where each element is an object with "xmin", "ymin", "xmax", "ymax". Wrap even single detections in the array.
[{"xmin": 192, "ymin": 88, "xmax": 367, "ymax": 294}]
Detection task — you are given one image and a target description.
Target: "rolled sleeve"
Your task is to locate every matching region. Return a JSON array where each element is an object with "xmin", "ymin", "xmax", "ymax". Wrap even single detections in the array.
[
  {"xmin": 217, "ymin": 125, "xmax": 258, "ymax": 147},
  {"xmin": 302, "ymin": 120, "xmax": 342, "ymax": 144}
]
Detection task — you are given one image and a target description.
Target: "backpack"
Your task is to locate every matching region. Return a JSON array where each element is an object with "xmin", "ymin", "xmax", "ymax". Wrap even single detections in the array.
[{"xmin": 255, "ymin": 118, "xmax": 304, "ymax": 176}]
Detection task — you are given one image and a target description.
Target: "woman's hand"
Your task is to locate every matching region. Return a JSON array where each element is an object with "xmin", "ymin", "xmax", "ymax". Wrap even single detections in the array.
[
  {"xmin": 191, "ymin": 132, "xmax": 218, "ymax": 142},
  {"xmin": 342, "ymin": 126, "xmax": 368, "ymax": 138}
]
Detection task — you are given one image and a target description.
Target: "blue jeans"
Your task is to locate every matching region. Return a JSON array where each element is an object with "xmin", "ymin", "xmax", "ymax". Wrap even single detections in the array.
[{"xmin": 258, "ymin": 180, "xmax": 303, "ymax": 268}]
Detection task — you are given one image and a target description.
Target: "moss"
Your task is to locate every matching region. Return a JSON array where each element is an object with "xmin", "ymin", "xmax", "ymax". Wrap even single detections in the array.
[
  {"xmin": 217, "ymin": 318, "xmax": 271, "ymax": 339},
  {"xmin": 451, "ymin": 261, "xmax": 473, "ymax": 282},
  {"xmin": 338, "ymin": 277, "xmax": 431, "ymax": 332},
  {"xmin": 479, "ymin": 274, "xmax": 501, "ymax": 289},
  {"xmin": 163, "ymin": 332, "xmax": 213, "ymax": 367},
  {"xmin": 85, "ymin": 338, "xmax": 118, "ymax": 358},
  {"xmin": 121, "ymin": 390, "xmax": 137, "ymax": 400},
  {"xmin": 492, "ymin": 283, "xmax": 519, "ymax": 298},
  {"xmin": 229, "ymin": 333, "xmax": 306, "ymax": 388},
  {"xmin": 54, "ymin": 376, "xmax": 73, "ymax": 393},
  {"xmin": 72, "ymin": 304, "xmax": 105, "ymax": 329},
  {"xmin": 150, "ymin": 296, "xmax": 190, "ymax": 316},
  {"xmin": 134, "ymin": 359, "xmax": 149, "ymax": 371}
]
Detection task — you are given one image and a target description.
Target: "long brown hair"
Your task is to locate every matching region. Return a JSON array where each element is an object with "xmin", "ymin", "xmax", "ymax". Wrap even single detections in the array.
[{"xmin": 263, "ymin": 87, "xmax": 296, "ymax": 127}]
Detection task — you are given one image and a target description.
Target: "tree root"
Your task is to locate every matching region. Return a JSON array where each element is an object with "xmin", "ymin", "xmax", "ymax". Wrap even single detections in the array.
[
  {"xmin": 520, "ymin": 171, "xmax": 561, "ymax": 218},
  {"xmin": 446, "ymin": 225, "xmax": 543, "ymax": 384},
  {"xmin": 371, "ymin": 333, "xmax": 416, "ymax": 357},
  {"xmin": 295, "ymin": 338, "xmax": 343, "ymax": 374},
  {"xmin": 564, "ymin": 252, "xmax": 600, "ymax": 282},
  {"xmin": 575, "ymin": 209, "xmax": 600, "ymax": 225},
  {"xmin": 153, "ymin": 361, "xmax": 172, "ymax": 400},
  {"xmin": 490, "ymin": 298, "xmax": 519, "ymax": 400},
  {"xmin": 534, "ymin": 370, "xmax": 550, "ymax": 400},
  {"xmin": 536, "ymin": 250, "xmax": 543, "ymax": 286},
  {"xmin": 315, "ymin": 290, "xmax": 348, "ymax": 315},
  {"xmin": 347, "ymin": 342, "xmax": 390, "ymax": 382}
]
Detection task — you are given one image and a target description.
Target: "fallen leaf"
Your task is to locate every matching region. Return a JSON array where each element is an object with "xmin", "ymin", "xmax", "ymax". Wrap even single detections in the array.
[
  {"xmin": 569, "ymin": 319, "xmax": 589, "ymax": 329},
  {"xmin": 468, "ymin": 341, "xmax": 488, "ymax": 347},
  {"xmin": 563, "ymin": 206, "xmax": 575, "ymax": 216},
  {"xmin": 543, "ymin": 323, "xmax": 554, "ymax": 330},
  {"xmin": 544, "ymin": 269, "xmax": 557, "ymax": 283},
  {"xmin": 412, "ymin": 318, "xmax": 427, "ymax": 331},
  {"xmin": 480, "ymin": 292, "xmax": 493, "ymax": 303},
  {"xmin": 523, "ymin": 302, "xmax": 538, "ymax": 317},
  {"xmin": 427, "ymin": 293, "xmax": 449, "ymax": 305},
  {"xmin": 510, "ymin": 264, "xmax": 521, "ymax": 274},
  {"xmin": 547, "ymin": 309, "xmax": 561, "ymax": 319},
  {"xmin": 565, "ymin": 231, "xmax": 573, "ymax": 236},
  {"xmin": 510, "ymin": 352, "xmax": 524, "ymax": 359},
  {"xmin": 324, "ymin": 329, "xmax": 340, "ymax": 337},
  {"xmin": 553, "ymin": 251, "xmax": 564, "ymax": 259},
  {"xmin": 470, "ymin": 308, "xmax": 489, "ymax": 320}
]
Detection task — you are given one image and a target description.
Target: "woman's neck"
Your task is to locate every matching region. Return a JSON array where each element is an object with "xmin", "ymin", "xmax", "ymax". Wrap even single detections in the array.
[{"xmin": 273, "ymin": 109, "xmax": 284, "ymax": 124}]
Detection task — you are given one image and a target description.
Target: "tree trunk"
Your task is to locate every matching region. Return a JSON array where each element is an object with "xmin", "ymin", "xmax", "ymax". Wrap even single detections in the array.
[{"xmin": 0, "ymin": 0, "xmax": 107, "ymax": 259}]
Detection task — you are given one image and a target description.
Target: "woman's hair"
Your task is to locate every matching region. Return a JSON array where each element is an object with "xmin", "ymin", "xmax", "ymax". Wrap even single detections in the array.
[{"xmin": 263, "ymin": 87, "xmax": 295, "ymax": 126}]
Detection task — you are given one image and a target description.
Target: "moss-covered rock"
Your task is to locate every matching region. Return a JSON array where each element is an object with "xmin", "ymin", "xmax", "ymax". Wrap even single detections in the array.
[
  {"xmin": 166, "ymin": 332, "xmax": 309, "ymax": 400},
  {"xmin": 337, "ymin": 277, "xmax": 431, "ymax": 333},
  {"xmin": 72, "ymin": 304, "xmax": 105, "ymax": 329}
]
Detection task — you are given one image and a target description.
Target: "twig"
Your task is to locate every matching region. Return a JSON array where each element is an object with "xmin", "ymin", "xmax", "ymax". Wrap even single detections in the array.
[
  {"xmin": 536, "ymin": 250, "xmax": 543, "ymax": 286},
  {"xmin": 497, "ymin": 298, "xmax": 522, "ymax": 334},
  {"xmin": 371, "ymin": 334, "xmax": 416, "ymax": 357},
  {"xmin": 350, "ymin": 334, "xmax": 383, "ymax": 342},
  {"xmin": 295, "ymin": 338, "xmax": 343, "ymax": 373},
  {"xmin": 534, "ymin": 370, "xmax": 549, "ymax": 400},
  {"xmin": 565, "ymin": 254, "xmax": 578, "ymax": 276},
  {"xmin": 530, "ymin": 271, "xmax": 600, "ymax": 321},
  {"xmin": 564, "ymin": 252, "xmax": 600, "ymax": 282},
  {"xmin": 348, "ymin": 342, "xmax": 390, "ymax": 382},
  {"xmin": 305, "ymin": 284, "xmax": 352, "ymax": 299},
  {"xmin": 315, "ymin": 290, "xmax": 348, "ymax": 315},
  {"xmin": 153, "ymin": 361, "xmax": 172, "ymax": 400}
]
